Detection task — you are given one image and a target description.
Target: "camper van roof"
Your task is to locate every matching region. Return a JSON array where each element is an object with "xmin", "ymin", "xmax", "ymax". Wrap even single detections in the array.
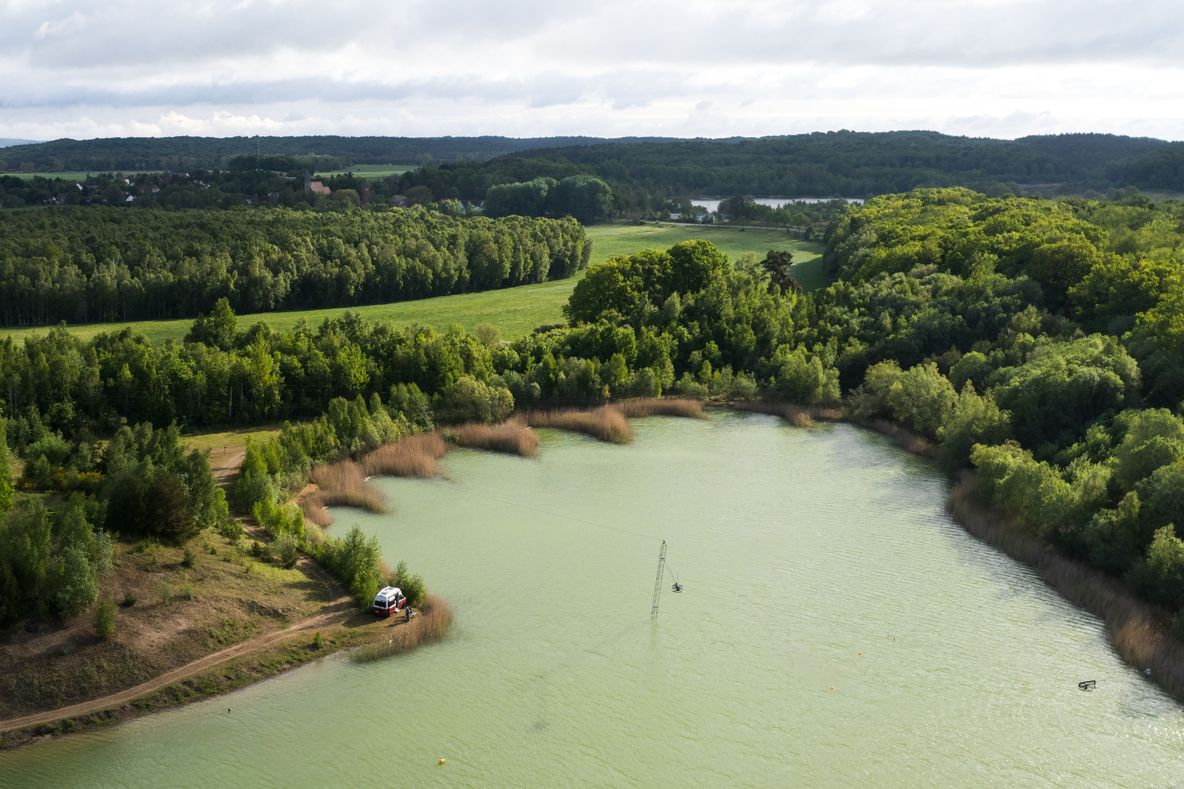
[{"xmin": 374, "ymin": 586, "xmax": 402, "ymax": 601}]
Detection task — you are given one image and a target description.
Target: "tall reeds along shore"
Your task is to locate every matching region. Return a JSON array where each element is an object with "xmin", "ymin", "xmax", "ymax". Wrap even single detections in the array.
[
  {"xmin": 449, "ymin": 421, "xmax": 539, "ymax": 457},
  {"xmin": 525, "ymin": 406, "xmax": 633, "ymax": 444},
  {"xmin": 948, "ymin": 473, "xmax": 1184, "ymax": 704},
  {"xmin": 361, "ymin": 432, "xmax": 447, "ymax": 478},
  {"xmin": 614, "ymin": 398, "xmax": 706, "ymax": 419},
  {"xmin": 303, "ymin": 460, "xmax": 386, "ymax": 526},
  {"xmin": 731, "ymin": 400, "xmax": 844, "ymax": 427},
  {"xmin": 352, "ymin": 594, "xmax": 456, "ymax": 662}
]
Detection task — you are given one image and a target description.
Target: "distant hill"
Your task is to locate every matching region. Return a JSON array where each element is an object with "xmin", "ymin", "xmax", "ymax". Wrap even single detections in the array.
[
  {"xmin": 408, "ymin": 131, "xmax": 1184, "ymax": 199},
  {"xmin": 0, "ymin": 135, "xmax": 667, "ymax": 173},
  {"xmin": 0, "ymin": 139, "xmax": 38, "ymax": 149}
]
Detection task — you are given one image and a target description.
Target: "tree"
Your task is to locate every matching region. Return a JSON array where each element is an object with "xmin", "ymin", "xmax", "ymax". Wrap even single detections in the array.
[
  {"xmin": 0, "ymin": 419, "xmax": 12, "ymax": 519},
  {"xmin": 760, "ymin": 250, "xmax": 800, "ymax": 295},
  {"xmin": 186, "ymin": 297, "xmax": 237, "ymax": 350}
]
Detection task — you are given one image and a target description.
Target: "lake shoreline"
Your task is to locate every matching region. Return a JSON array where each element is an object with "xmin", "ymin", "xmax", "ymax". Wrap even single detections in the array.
[{"xmin": 742, "ymin": 398, "xmax": 1184, "ymax": 707}]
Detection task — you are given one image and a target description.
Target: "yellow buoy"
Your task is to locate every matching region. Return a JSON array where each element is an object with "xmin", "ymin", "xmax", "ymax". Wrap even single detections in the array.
[{"xmin": 438, "ymin": 758, "xmax": 446, "ymax": 766}]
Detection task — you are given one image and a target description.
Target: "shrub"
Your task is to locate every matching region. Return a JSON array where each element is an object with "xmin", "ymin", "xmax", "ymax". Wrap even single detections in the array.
[
  {"xmin": 273, "ymin": 534, "xmax": 301, "ymax": 569},
  {"xmin": 94, "ymin": 598, "xmax": 116, "ymax": 639},
  {"xmin": 433, "ymin": 375, "xmax": 514, "ymax": 424}
]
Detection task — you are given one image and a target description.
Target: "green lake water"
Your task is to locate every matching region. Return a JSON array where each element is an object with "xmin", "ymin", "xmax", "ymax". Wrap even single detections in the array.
[{"xmin": 2, "ymin": 412, "xmax": 1183, "ymax": 787}]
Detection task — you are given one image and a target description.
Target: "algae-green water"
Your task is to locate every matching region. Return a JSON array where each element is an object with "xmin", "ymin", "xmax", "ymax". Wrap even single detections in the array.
[{"xmin": 3, "ymin": 413, "xmax": 1183, "ymax": 787}]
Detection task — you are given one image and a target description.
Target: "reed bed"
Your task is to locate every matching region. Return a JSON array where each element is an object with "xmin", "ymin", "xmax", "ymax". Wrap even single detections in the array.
[
  {"xmin": 352, "ymin": 594, "xmax": 455, "ymax": 663},
  {"xmin": 525, "ymin": 406, "xmax": 634, "ymax": 444},
  {"xmin": 614, "ymin": 397, "xmax": 706, "ymax": 419},
  {"xmin": 300, "ymin": 495, "xmax": 333, "ymax": 528},
  {"xmin": 731, "ymin": 400, "xmax": 844, "ymax": 427},
  {"xmin": 948, "ymin": 474, "xmax": 1184, "ymax": 704},
  {"xmin": 450, "ymin": 421, "xmax": 539, "ymax": 457},
  {"xmin": 361, "ymin": 432, "xmax": 447, "ymax": 478},
  {"xmin": 309, "ymin": 461, "xmax": 386, "ymax": 513},
  {"xmin": 867, "ymin": 418, "xmax": 935, "ymax": 457}
]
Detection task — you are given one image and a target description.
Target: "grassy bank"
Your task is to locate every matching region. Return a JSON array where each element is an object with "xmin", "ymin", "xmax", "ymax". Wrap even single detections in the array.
[
  {"xmin": 0, "ymin": 224, "xmax": 822, "ymax": 345},
  {"xmin": 0, "ymin": 531, "xmax": 327, "ymax": 722}
]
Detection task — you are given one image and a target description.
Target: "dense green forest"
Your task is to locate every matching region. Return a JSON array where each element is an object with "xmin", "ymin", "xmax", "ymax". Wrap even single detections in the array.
[
  {"xmin": 0, "ymin": 135, "xmax": 657, "ymax": 173},
  {"xmin": 0, "ymin": 207, "xmax": 589, "ymax": 325},
  {"xmin": 401, "ymin": 131, "xmax": 1184, "ymax": 212},
  {"xmin": 4, "ymin": 187, "xmax": 1184, "ymax": 643}
]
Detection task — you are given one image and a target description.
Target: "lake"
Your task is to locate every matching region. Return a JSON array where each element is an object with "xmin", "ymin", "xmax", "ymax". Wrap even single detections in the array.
[
  {"xmin": 691, "ymin": 197, "xmax": 865, "ymax": 213},
  {"xmin": 2, "ymin": 413, "xmax": 1181, "ymax": 787}
]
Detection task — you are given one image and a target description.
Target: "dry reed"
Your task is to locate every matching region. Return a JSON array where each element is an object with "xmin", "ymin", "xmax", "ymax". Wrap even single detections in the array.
[
  {"xmin": 300, "ymin": 494, "xmax": 333, "ymax": 528},
  {"xmin": 352, "ymin": 594, "xmax": 455, "ymax": 662},
  {"xmin": 614, "ymin": 397, "xmax": 706, "ymax": 419},
  {"xmin": 731, "ymin": 400, "xmax": 844, "ymax": 427},
  {"xmin": 948, "ymin": 473, "xmax": 1184, "ymax": 704},
  {"xmin": 361, "ymin": 432, "xmax": 447, "ymax": 478},
  {"xmin": 450, "ymin": 421, "xmax": 539, "ymax": 457},
  {"xmin": 525, "ymin": 407, "xmax": 634, "ymax": 444},
  {"xmin": 309, "ymin": 461, "xmax": 386, "ymax": 513}
]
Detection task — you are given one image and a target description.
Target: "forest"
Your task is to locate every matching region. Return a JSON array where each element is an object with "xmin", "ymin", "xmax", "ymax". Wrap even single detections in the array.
[
  {"xmin": 2, "ymin": 186, "xmax": 1184, "ymax": 650},
  {"xmin": 0, "ymin": 207, "xmax": 589, "ymax": 325},
  {"xmin": 401, "ymin": 131, "xmax": 1184, "ymax": 211},
  {"xmin": 0, "ymin": 135, "xmax": 654, "ymax": 173}
]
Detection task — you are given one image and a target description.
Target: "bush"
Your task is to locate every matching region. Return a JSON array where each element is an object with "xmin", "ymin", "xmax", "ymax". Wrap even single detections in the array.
[
  {"xmin": 273, "ymin": 534, "xmax": 301, "ymax": 569},
  {"xmin": 433, "ymin": 375, "xmax": 514, "ymax": 424},
  {"xmin": 391, "ymin": 560, "xmax": 427, "ymax": 607},
  {"xmin": 94, "ymin": 598, "xmax": 116, "ymax": 639}
]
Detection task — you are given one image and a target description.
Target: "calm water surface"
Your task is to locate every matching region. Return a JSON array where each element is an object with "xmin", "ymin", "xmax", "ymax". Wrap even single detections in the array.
[{"xmin": 2, "ymin": 413, "xmax": 1182, "ymax": 787}]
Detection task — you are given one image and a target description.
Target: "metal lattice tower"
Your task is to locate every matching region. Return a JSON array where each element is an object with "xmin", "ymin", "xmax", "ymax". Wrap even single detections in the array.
[{"xmin": 650, "ymin": 540, "xmax": 667, "ymax": 621}]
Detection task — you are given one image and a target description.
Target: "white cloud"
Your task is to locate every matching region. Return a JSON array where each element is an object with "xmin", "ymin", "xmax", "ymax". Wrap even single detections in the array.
[{"xmin": 0, "ymin": 0, "xmax": 1181, "ymax": 140}]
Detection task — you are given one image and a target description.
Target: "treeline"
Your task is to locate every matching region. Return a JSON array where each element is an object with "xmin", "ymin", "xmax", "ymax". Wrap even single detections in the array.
[
  {"xmin": 0, "ymin": 207, "xmax": 589, "ymax": 325},
  {"xmin": 0, "ymin": 135, "xmax": 652, "ymax": 173},
  {"xmin": 6, "ymin": 187, "xmax": 1184, "ymax": 632},
  {"xmin": 810, "ymin": 188, "xmax": 1184, "ymax": 621},
  {"xmin": 401, "ymin": 131, "xmax": 1184, "ymax": 215}
]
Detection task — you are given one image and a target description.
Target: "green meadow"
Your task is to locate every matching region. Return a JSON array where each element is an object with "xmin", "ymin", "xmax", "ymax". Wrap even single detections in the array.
[
  {"xmin": 313, "ymin": 164, "xmax": 414, "ymax": 179},
  {"xmin": 0, "ymin": 223, "xmax": 822, "ymax": 345}
]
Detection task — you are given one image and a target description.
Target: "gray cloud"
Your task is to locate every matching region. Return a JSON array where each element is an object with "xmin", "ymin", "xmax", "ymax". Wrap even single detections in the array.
[{"xmin": 0, "ymin": 0, "xmax": 1181, "ymax": 140}]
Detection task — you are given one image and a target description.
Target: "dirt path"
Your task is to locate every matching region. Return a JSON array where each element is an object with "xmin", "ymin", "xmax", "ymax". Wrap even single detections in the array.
[{"xmin": 0, "ymin": 598, "xmax": 355, "ymax": 734}]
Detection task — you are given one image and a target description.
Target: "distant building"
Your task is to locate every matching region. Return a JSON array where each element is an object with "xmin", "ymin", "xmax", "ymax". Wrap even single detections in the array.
[{"xmin": 306, "ymin": 178, "xmax": 331, "ymax": 196}]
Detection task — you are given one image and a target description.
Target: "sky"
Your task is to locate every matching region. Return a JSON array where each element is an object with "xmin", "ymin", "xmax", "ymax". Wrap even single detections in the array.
[{"xmin": 1, "ymin": 0, "xmax": 1182, "ymax": 141}]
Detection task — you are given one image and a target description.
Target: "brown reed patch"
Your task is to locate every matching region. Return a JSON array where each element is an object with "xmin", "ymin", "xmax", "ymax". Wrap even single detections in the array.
[
  {"xmin": 351, "ymin": 594, "xmax": 455, "ymax": 662},
  {"xmin": 300, "ymin": 494, "xmax": 333, "ymax": 528},
  {"xmin": 525, "ymin": 407, "xmax": 633, "ymax": 444},
  {"xmin": 868, "ymin": 419, "xmax": 935, "ymax": 457},
  {"xmin": 731, "ymin": 400, "xmax": 844, "ymax": 426},
  {"xmin": 309, "ymin": 460, "xmax": 386, "ymax": 513},
  {"xmin": 614, "ymin": 397, "xmax": 706, "ymax": 419},
  {"xmin": 948, "ymin": 473, "xmax": 1184, "ymax": 705},
  {"xmin": 361, "ymin": 432, "xmax": 447, "ymax": 478},
  {"xmin": 450, "ymin": 421, "xmax": 539, "ymax": 457}
]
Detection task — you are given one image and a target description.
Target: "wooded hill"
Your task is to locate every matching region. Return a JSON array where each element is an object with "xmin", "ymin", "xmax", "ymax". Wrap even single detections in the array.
[
  {"xmin": 0, "ymin": 135, "xmax": 662, "ymax": 173},
  {"xmin": 401, "ymin": 131, "xmax": 1184, "ymax": 204}
]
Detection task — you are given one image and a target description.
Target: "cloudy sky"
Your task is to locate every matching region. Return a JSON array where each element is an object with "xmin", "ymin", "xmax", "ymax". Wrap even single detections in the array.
[{"xmin": 1, "ymin": 0, "xmax": 1181, "ymax": 141}]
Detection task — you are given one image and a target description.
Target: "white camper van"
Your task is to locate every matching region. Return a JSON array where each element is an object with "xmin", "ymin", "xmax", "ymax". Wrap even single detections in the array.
[{"xmin": 371, "ymin": 586, "xmax": 405, "ymax": 617}]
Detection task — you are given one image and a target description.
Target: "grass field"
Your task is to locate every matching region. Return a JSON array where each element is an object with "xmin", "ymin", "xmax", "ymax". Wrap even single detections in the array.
[
  {"xmin": 313, "ymin": 164, "xmax": 413, "ymax": 179},
  {"xmin": 1, "ymin": 171, "xmax": 115, "ymax": 181},
  {"xmin": 0, "ymin": 223, "xmax": 823, "ymax": 345}
]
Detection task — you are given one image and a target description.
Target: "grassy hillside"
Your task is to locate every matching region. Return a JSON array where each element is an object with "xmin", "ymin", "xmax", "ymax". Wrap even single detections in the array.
[{"xmin": 0, "ymin": 223, "xmax": 821, "ymax": 344}]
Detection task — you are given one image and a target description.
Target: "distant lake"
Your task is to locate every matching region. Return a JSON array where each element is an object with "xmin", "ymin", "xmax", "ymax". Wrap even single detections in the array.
[{"xmin": 691, "ymin": 197, "xmax": 864, "ymax": 213}]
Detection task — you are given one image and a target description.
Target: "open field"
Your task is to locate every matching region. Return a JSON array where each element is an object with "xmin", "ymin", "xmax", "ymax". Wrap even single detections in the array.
[
  {"xmin": 1, "ymin": 171, "xmax": 114, "ymax": 181},
  {"xmin": 0, "ymin": 223, "xmax": 822, "ymax": 345},
  {"xmin": 313, "ymin": 164, "xmax": 413, "ymax": 178}
]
